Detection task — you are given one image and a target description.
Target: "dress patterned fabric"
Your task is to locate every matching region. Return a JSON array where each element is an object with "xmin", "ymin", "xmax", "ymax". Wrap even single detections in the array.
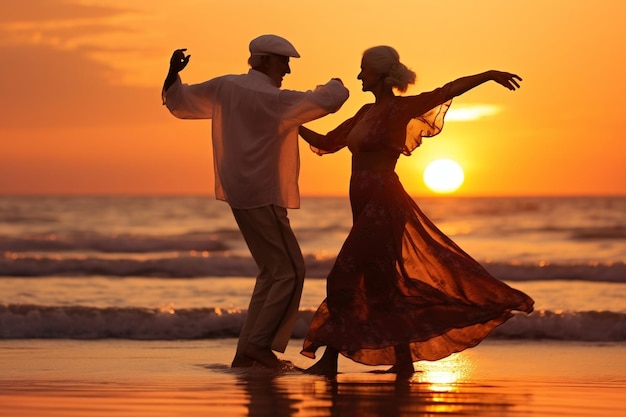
[{"xmin": 301, "ymin": 88, "xmax": 534, "ymax": 366}]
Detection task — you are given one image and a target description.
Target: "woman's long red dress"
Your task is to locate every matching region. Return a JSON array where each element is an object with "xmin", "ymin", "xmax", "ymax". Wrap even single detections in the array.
[{"xmin": 301, "ymin": 88, "xmax": 534, "ymax": 366}]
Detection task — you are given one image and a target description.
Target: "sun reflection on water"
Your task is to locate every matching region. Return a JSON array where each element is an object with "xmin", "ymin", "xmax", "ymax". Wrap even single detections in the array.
[{"xmin": 414, "ymin": 352, "xmax": 473, "ymax": 391}]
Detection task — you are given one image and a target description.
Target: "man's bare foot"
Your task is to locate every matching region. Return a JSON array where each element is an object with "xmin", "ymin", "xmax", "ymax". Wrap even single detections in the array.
[
  {"xmin": 279, "ymin": 359, "xmax": 302, "ymax": 372},
  {"xmin": 243, "ymin": 343, "xmax": 283, "ymax": 370},
  {"xmin": 231, "ymin": 354, "xmax": 255, "ymax": 368}
]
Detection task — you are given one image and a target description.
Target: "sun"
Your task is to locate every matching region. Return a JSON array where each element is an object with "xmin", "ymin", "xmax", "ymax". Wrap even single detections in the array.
[{"xmin": 423, "ymin": 159, "xmax": 465, "ymax": 194}]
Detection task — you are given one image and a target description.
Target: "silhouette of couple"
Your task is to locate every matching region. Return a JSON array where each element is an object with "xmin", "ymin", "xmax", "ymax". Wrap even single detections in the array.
[{"xmin": 162, "ymin": 34, "xmax": 533, "ymax": 376}]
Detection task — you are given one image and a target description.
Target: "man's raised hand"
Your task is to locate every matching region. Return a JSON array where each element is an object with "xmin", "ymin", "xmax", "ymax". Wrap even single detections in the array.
[{"xmin": 170, "ymin": 48, "xmax": 191, "ymax": 73}]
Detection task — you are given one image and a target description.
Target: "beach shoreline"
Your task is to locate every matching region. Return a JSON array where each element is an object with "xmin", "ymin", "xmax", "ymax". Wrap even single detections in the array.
[{"xmin": 1, "ymin": 338, "xmax": 624, "ymax": 417}]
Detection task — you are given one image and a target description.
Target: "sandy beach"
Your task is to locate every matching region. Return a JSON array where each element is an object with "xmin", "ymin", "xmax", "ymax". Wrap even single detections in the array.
[{"xmin": 1, "ymin": 338, "xmax": 624, "ymax": 417}]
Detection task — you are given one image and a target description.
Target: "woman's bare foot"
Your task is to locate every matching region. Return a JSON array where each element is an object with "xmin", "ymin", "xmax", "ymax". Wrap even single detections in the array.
[
  {"xmin": 303, "ymin": 347, "xmax": 339, "ymax": 376},
  {"xmin": 389, "ymin": 344, "xmax": 415, "ymax": 377},
  {"xmin": 303, "ymin": 360, "xmax": 338, "ymax": 376},
  {"xmin": 386, "ymin": 363, "xmax": 415, "ymax": 377}
]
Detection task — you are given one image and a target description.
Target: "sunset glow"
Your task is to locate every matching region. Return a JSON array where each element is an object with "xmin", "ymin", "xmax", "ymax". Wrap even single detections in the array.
[{"xmin": 0, "ymin": 1, "xmax": 624, "ymax": 197}]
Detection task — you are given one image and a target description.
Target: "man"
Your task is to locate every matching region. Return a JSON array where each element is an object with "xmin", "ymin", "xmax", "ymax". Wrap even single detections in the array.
[{"xmin": 162, "ymin": 34, "xmax": 349, "ymax": 369}]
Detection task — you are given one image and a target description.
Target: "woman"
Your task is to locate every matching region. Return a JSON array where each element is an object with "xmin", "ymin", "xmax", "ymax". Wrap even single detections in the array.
[{"xmin": 299, "ymin": 46, "xmax": 534, "ymax": 376}]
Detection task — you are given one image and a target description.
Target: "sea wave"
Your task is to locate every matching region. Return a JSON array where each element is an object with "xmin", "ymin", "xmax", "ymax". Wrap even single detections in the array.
[
  {"xmin": 1, "ymin": 252, "xmax": 625, "ymax": 282},
  {"xmin": 568, "ymin": 225, "xmax": 626, "ymax": 240},
  {"xmin": 0, "ymin": 232, "xmax": 229, "ymax": 253},
  {"xmin": 3, "ymin": 223, "xmax": 625, "ymax": 255},
  {"xmin": 0, "ymin": 304, "xmax": 623, "ymax": 342}
]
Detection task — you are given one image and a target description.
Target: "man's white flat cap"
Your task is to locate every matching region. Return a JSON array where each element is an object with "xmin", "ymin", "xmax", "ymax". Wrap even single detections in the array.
[{"xmin": 249, "ymin": 34, "xmax": 300, "ymax": 58}]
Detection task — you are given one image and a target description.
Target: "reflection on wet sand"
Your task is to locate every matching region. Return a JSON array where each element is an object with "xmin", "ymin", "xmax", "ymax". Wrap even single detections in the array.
[
  {"xmin": 237, "ymin": 370, "xmax": 302, "ymax": 417},
  {"xmin": 235, "ymin": 354, "xmax": 525, "ymax": 417}
]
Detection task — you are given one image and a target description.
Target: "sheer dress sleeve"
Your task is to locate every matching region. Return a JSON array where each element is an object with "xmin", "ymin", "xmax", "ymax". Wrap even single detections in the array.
[
  {"xmin": 309, "ymin": 105, "xmax": 370, "ymax": 155},
  {"xmin": 398, "ymin": 86, "xmax": 452, "ymax": 155}
]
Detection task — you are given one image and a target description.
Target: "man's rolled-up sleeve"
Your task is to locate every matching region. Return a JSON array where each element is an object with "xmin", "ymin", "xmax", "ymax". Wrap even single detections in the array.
[
  {"xmin": 162, "ymin": 76, "xmax": 216, "ymax": 119},
  {"xmin": 279, "ymin": 80, "xmax": 349, "ymax": 129}
]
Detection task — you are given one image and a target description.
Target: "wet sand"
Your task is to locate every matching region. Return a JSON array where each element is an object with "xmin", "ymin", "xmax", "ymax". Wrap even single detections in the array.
[{"xmin": 1, "ymin": 339, "xmax": 624, "ymax": 417}]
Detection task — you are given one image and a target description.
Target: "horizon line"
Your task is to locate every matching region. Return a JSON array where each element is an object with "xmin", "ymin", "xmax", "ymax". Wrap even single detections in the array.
[{"xmin": 1, "ymin": 192, "xmax": 624, "ymax": 199}]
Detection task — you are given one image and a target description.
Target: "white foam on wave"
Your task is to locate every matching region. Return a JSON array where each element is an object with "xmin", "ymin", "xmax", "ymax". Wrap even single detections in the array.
[{"xmin": 1, "ymin": 305, "xmax": 624, "ymax": 342}]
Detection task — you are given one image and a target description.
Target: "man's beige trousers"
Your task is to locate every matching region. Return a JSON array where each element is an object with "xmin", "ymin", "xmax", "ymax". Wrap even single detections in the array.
[{"xmin": 231, "ymin": 205, "xmax": 305, "ymax": 353}]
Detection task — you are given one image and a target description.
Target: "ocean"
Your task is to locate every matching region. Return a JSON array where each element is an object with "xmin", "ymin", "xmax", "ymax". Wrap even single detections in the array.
[{"xmin": 1, "ymin": 195, "xmax": 624, "ymax": 343}]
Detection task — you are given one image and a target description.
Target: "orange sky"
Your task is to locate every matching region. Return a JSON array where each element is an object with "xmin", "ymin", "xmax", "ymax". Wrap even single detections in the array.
[{"xmin": 1, "ymin": 0, "xmax": 625, "ymax": 197}]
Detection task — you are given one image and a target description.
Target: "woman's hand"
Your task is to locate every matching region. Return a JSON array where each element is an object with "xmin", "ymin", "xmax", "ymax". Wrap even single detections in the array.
[{"xmin": 491, "ymin": 70, "xmax": 522, "ymax": 91}]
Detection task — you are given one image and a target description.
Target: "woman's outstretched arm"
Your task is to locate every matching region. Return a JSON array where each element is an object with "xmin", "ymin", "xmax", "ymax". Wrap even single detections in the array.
[{"xmin": 443, "ymin": 70, "xmax": 521, "ymax": 100}]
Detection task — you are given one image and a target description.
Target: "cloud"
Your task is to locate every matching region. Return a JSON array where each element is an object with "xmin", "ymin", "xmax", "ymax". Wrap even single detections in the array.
[
  {"xmin": 445, "ymin": 105, "xmax": 500, "ymax": 122},
  {"xmin": 0, "ymin": 1, "xmax": 161, "ymax": 129},
  {"xmin": 0, "ymin": 0, "xmax": 130, "ymax": 23},
  {"xmin": 0, "ymin": 0, "xmax": 138, "ymax": 51},
  {"xmin": 0, "ymin": 43, "xmax": 160, "ymax": 129}
]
